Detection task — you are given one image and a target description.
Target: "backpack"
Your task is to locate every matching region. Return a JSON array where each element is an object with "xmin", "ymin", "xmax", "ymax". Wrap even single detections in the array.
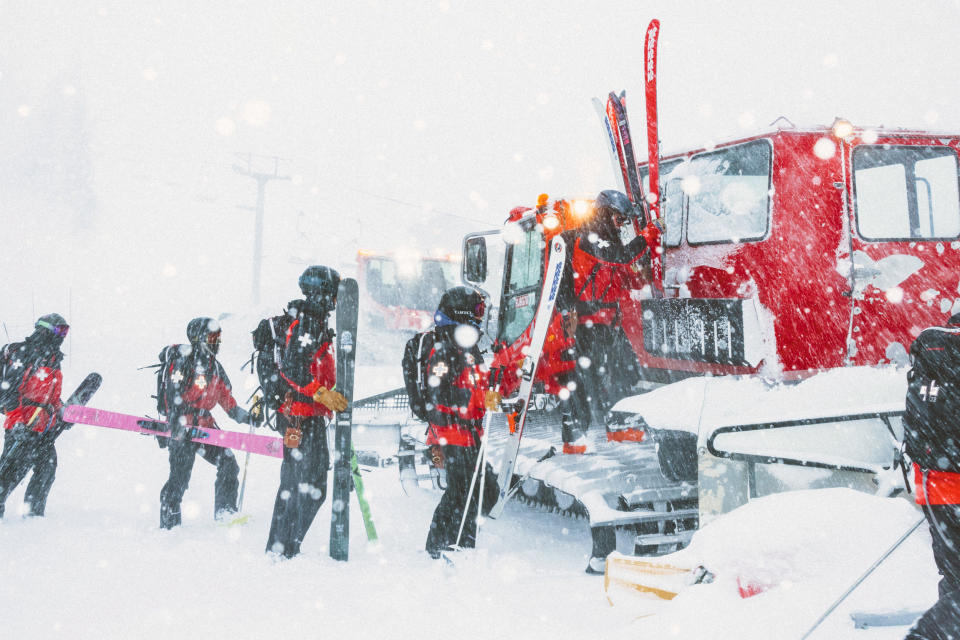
[
  {"xmin": 0, "ymin": 343, "xmax": 24, "ymax": 412},
  {"xmin": 252, "ymin": 312, "xmax": 333, "ymax": 411},
  {"xmin": 904, "ymin": 327, "xmax": 960, "ymax": 472},
  {"xmin": 401, "ymin": 331, "xmax": 435, "ymax": 422},
  {"xmin": 154, "ymin": 345, "xmax": 192, "ymax": 417},
  {"xmin": 0, "ymin": 342, "xmax": 60, "ymax": 414}
]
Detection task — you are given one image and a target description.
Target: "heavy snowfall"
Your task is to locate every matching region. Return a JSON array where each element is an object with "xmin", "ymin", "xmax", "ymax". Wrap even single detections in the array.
[{"xmin": 3, "ymin": 1, "xmax": 960, "ymax": 639}]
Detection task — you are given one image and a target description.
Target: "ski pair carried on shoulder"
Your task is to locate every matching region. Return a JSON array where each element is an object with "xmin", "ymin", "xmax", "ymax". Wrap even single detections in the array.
[
  {"xmin": 592, "ymin": 18, "xmax": 664, "ymax": 293},
  {"xmin": 488, "ymin": 235, "xmax": 566, "ymax": 519},
  {"xmin": 330, "ymin": 277, "xmax": 378, "ymax": 562}
]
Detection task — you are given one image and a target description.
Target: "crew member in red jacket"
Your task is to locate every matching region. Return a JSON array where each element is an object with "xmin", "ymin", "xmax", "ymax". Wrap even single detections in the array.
[
  {"xmin": 0, "ymin": 313, "xmax": 69, "ymax": 518},
  {"xmin": 423, "ymin": 286, "xmax": 500, "ymax": 558},
  {"xmin": 558, "ymin": 189, "xmax": 660, "ymax": 453},
  {"xmin": 904, "ymin": 314, "xmax": 960, "ymax": 639},
  {"xmin": 157, "ymin": 317, "xmax": 256, "ymax": 529},
  {"xmin": 255, "ymin": 266, "xmax": 347, "ymax": 558}
]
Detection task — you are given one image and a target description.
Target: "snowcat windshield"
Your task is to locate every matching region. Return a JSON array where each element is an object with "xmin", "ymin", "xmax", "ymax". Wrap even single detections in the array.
[{"xmin": 498, "ymin": 222, "xmax": 544, "ymax": 345}]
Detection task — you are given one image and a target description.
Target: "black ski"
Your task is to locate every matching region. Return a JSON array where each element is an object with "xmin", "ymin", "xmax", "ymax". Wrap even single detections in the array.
[
  {"xmin": 0, "ymin": 372, "xmax": 102, "ymax": 479},
  {"xmin": 608, "ymin": 91, "xmax": 649, "ymax": 225},
  {"xmin": 329, "ymin": 278, "xmax": 359, "ymax": 561}
]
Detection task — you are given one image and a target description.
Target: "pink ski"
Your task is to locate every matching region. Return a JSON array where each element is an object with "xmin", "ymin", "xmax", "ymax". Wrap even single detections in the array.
[{"xmin": 62, "ymin": 405, "xmax": 284, "ymax": 458}]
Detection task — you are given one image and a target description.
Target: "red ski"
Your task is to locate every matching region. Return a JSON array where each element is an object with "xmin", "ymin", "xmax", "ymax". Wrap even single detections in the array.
[
  {"xmin": 62, "ymin": 405, "xmax": 284, "ymax": 458},
  {"xmin": 643, "ymin": 18, "xmax": 664, "ymax": 293}
]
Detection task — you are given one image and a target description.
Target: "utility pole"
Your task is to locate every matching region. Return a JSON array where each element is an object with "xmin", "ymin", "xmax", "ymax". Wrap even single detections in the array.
[{"xmin": 233, "ymin": 153, "xmax": 291, "ymax": 306}]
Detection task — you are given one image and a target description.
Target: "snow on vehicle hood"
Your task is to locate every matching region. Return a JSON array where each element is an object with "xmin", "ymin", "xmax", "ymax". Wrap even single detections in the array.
[{"xmin": 610, "ymin": 365, "xmax": 907, "ymax": 438}]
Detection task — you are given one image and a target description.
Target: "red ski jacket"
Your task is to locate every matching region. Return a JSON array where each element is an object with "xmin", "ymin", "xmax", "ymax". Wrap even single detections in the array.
[
  {"xmin": 1, "ymin": 341, "xmax": 64, "ymax": 434},
  {"xmin": 423, "ymin": 329, "xmax": 488, "ymax": 448},
  {"xmin": 4, "ymin": 363, "xmax": 63, "ymax": 433},
  {"xmin": 276, "ymin": 322, "xmax": 336, "ymax": 419},
  {"xmin": 914, "ymin": 464, "xmax": 960, "ymax": 506},
  {"xmin": 570, "ymin": 236, "xmax": 648, "ymax": 326},
  {"xmin": 160, "ymin": 351, "xmax": 244, "ymax": 429}
]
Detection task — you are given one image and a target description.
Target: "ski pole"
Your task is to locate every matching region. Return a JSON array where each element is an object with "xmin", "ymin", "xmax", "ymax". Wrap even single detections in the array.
[
  {"xmin": 799, "ymin": 516, "xmax": 925, "ymax": 639},
  {"xmin": 236, "ymin": 394, "xmax": 263, "ymax": 512},
  {"xmin": 236, "ymin": 427, "xmax": 255, "ymax": 511},
  {"xmin": 476, "ymin": 429, "xmax": 488, "ymax": 541},
  {"xmin": 455, "ymin": 414, "xmax": 491, "ymax": 549}
]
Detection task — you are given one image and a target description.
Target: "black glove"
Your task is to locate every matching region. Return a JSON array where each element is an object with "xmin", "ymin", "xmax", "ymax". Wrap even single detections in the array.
[
  {"xmin": 227, "ymin": 405, "xmax": 256, "ymax": 426},
  {"xmin": 156, "ymin": 436, "xmax": 168, "ymax": 449},
  {"xmin": 168, "ymin": 417, "xmax": 189, "ymax": 442}
]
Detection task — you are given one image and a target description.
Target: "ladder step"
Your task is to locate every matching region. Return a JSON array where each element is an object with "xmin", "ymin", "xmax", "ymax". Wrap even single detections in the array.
[{"xmin": 634, "ymin": 530, "xmax": 696, "ymax": 547}]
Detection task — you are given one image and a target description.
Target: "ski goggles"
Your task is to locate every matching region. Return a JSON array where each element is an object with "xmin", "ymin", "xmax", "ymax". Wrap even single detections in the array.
[
  {"xmin": 37, "ymin": 320, "xmax": 69, "ymax": 337},
  {"xmin": 474, "ymin": 300, "xmax": 486, "ymax": 320}
]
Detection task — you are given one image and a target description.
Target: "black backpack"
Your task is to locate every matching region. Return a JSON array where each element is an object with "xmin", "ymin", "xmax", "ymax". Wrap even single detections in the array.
[
  {"xmin": 904, "ymin": 327, "xmax": 960, "ymax": 472},
  {"xmin": 154, "ymin": 344, "xmax": 194, "ymax": 417},
  {"xmin": 0, "ymin": 343, "xmax": 25, "ymax": 412},
  {"xmin": 0, "ymin": 342, "xmax": 61, "ymax": 413},
  {"xmin": 252, "ymin": 312, "xmax": 333, "ymax": 411},
  {"xmin": 401, "ymin": 331, "xmax": 435, "ymax": 422}
]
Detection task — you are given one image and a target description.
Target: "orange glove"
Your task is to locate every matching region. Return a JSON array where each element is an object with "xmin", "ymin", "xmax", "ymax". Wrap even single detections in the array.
[
  {"xmin": 312, "ymin": 387, "xmax": 348, "ymax": 412},
  {"xmin": 484, "ymin": 390, "xmax": 502, "ymax": 411},
  {"xmin": 430, "ymin": 444, "xmax": 444, "ymax": 469},
  {"xmin": 562, "ymin": 311, "xmax": 579, "ymax": 338}
]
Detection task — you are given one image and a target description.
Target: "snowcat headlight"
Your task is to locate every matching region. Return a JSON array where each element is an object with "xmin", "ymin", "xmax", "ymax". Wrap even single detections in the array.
[
  {"xmin": 542, "ymin": 213, "xmax": 560, "ymax": 230},
  {"xmin": 831, "ymin": 117, "xmax": 854, "ymax": 140},
  {"xmin": 572, "ymin": 199, "xmax": 591, "ymax": 218}
]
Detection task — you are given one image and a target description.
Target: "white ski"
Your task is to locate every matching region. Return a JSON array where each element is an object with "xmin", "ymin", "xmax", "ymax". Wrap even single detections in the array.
[
  {"xmin": 488, "ymin": 236, "xmax": 566, "ymax": 519},
  {"xmin": 592, "ymin": 96, "xmax": 628, "ymax": 195}
]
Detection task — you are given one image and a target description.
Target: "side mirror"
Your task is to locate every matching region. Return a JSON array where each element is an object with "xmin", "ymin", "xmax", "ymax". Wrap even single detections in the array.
[{"xmin": 463, "ymin": 235, "xmax": 488, "ymax": 285}]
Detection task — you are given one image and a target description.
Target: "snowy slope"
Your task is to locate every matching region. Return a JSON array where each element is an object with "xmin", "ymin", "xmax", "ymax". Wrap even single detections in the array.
[
  {"xmin": 0, "ymin": 359, "xmax": 941, "ymax": 640},
  {"xmin": 0, "ymin": 361, "xmax": 636, "ymax": 640}
]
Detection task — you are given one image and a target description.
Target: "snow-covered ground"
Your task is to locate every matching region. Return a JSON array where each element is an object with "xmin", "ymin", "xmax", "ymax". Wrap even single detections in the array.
[
  {"xmin": 0, "ymin": 361, "xmax": 636, "ymax": 640},
  {"xmin": 0, "ymin": 359, "xmax": 942, "ymax": 640}
]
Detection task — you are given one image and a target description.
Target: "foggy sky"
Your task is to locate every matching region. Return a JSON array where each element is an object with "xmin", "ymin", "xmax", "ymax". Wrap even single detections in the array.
[{"xmin": 1, "ymin": 0, "xmax": 959, "ymax": 358}]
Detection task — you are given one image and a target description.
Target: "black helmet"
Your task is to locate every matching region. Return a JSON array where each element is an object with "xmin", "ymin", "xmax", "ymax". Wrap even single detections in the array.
[
  {"xmin": 594, "ymin": 189, "xmax": 633, "ymax": 222},
  {"xmin": 35, "ymin": 313, "xmax": 69, "ymax": 338},
  {"xmin": 299, "ymin": 265, "xmax": 340, "ymax": 303},
  {"xmin": 186, "ymin": 317, "xmax": 221, "ymax": 355},
  {"xmin": 436, "ymin": 286, "xmax": 485, "ymax": 328}
]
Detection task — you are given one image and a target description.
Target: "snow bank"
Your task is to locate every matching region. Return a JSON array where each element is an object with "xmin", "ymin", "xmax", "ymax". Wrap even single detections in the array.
[{"xmin": 622, "ymin": 489, "xmax": 937, "ymax": 638}]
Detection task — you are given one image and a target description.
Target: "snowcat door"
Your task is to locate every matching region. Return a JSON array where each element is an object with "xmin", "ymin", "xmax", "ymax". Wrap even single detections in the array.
[
  {"xmin": 462, "ymin": 230, "xmax": 506, "ymax": 343},
  {"xmin": 845, "ymin": 137, "xmax": 960, "ymax": 366}
]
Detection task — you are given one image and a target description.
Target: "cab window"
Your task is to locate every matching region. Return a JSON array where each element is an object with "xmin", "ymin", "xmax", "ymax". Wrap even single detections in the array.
[
  {"xmin": 853, "ymin": 145, "xmax": 960, "ymax": 240},
  {"xmin": 499, "ymin": 224, "xmax": 544, "ymax": 344},
  {"xmin": 684, "ymin": 139, "xmax": 772, "ymax": 245}
]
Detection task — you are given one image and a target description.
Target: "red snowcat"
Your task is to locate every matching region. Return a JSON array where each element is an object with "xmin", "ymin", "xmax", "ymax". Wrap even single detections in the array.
[{"xmin": 463, "ymin": 118, "xmax": 960, "ymax": 558}]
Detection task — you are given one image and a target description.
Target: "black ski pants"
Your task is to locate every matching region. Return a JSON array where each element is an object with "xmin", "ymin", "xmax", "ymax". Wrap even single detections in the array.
[
  {"xmin": 159, "ymin": 437, "xmax": 239, "ymax": 529},
  {"xmin": 907, "ymin": 503, "xmax": 960, "ymax": 639},
  {"xmin": 573, "ymin": 323, "xmax": 640, "ymax": 428},
  {"xmin": 265, "ymin": 414, "xmax": 329, "ymax": 558},
  {"xmin": 0, "ymin": 427, "xmax": 57, "ymax": 518},
  {"xmin": 425, "ymin": 444, "xmax": 497, "ymax": 556}
]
